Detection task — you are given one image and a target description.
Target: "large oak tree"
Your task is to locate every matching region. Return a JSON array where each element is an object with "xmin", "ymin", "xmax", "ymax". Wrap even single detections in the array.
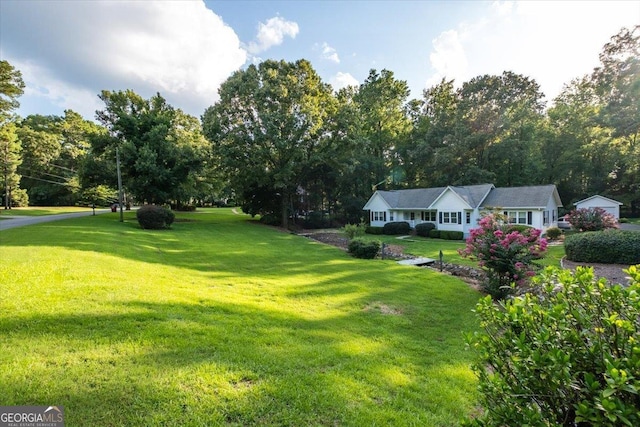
[{"xmin": 202, "ymin": 59, "xmax": 334, "ymax": 227}]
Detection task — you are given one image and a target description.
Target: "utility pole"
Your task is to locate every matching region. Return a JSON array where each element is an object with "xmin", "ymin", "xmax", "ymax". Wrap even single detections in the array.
[{"xmin": 116, "ymin": 147, "xmax": 124, "ymax": 222}]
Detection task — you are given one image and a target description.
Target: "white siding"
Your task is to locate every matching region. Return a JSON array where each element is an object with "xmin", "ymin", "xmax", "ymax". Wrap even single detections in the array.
[
  {"xmin": 364, "ymin": 194, "xmax": 391, "ymax": 227},
  {"xmin": 431, "ymin": 190, "xmax": 467, "ymax": 233}
]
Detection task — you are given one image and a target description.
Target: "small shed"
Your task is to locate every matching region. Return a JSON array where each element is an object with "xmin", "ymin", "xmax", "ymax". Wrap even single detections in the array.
[{"xmin": 574, "ymin": 195, "xmax": 623, "ymax": 220}]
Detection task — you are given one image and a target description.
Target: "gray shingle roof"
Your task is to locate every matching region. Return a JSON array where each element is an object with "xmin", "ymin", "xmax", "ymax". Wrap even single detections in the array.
[
  {"xmin": 481, "ymin": 185, "xmax": 560, "ymax": 208},
  {"xmin": 449, "ymin": 184, "xmax": 494, "ymax": 208},
  {"xmin": 370, "ymin": 184, "xmax": 561, "ymax": 210},
  {"xmin": 377, "ymin": 187, "xmax": 445, "ymax": 209}
]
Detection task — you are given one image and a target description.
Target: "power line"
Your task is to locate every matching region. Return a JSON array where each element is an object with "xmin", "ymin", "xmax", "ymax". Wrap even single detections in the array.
[{"xmin": 19, "ymin": 174, "xmax": 78, "ymax": 188}]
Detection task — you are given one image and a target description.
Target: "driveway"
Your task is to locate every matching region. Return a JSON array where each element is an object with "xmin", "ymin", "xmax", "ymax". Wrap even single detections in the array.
[
  {"xmin": 0, "ymin": 209, "xmax": 111, "ymax": 231},
  {"xmin": 620, "ymin": 223, "xmax": 640, "ymax": 231}
]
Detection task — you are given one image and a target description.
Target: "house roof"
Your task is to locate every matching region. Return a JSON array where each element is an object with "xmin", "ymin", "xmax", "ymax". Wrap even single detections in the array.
[
  {"xmin": 375, "ymin": 187, "xmax": 446, "ymax": 209},
  {"xmin": 481, "ymin": 185, "xmax": 562, "ymax": 209},
  {"xmin": 574, "ymin": 195, "xmax": 623, "ymax": 206},
  {"xmin": 365, "ymin": 184, "xmax": 562, "ymax": 210},
  {"xmin": 448, "ymin": 184, "xmax": 495, "ymax": 208}
]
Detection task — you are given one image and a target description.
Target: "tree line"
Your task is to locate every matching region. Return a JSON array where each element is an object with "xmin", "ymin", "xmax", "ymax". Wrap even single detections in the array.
[{"xmin": 1, "ymin": 26, "xmax": 637, "ymax": 225}]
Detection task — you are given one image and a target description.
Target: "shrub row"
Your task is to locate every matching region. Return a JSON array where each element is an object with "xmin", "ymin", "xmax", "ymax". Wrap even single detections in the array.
[
  {"xmin": 565, "ymin": 230, "xmax": 640, "ymax": 264},
  {"xmin": 347, "ymin": 238, "xmax": 381, "ymax": 259},
  {"xmin": 365, "ymin": 226, "xmax": 384, "ymax": 235},
  {"xmin": 383, "ymin": 221, "xmax": 411, "ymax": 235},
  {"xmin": 415, "ymin": 222, "xmax": 436, "ymax": 237},
  {"xmin": 428, "ymin": 229, "xmax": 464, "ymax": 240},
  {"xmin": 136, "ymin": 205, "xmax": 175, "ymax": 229}
]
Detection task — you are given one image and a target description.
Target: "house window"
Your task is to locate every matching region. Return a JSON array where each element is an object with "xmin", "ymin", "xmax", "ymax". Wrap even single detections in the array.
[
  {"xmin": 410, "ymin": 212, "xmax": 415, "ymax": 220},
  {"xmin": 504, "ymin": 211, "xmax": 531, "ymax": 225},
  {"xmin": 372, "ymin": 211, "xmax": 387, "ymax": 222},
  {"xmin": 543, "ymin": 210, "xmax": 549, "ymax": 225},
  {"xmin": 390, "ymin": 212, "xmax": 394, "ymax": 221},
  {"xmin": 422, "ymin": 211, "xmax": 436, "ymax": 221},
  {"xmin": 440, "ymin": 211, "xmax": 460, "ymax": 224},
  {"xmin": 466, "ymin": 212, "xmax": 471, "ymax": 224}
]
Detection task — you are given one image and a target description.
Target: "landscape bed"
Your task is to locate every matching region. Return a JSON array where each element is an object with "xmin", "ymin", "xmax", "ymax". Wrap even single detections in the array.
[{"xmin": 0, "ymin": 208, "xmax": 482, "ymax": 426}]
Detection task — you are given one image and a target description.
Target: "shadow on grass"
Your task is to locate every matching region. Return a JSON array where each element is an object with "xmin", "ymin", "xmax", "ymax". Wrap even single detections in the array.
[
  {"xmin": 1, "ymin": 296, "xmax": 478, "ymax": 425},
  {"xmin": 0, "ymin": 209, "xmax": 481, "ymax": 425}
]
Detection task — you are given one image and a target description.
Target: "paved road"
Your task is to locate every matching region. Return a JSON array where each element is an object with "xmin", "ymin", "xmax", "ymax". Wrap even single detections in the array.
[{"xmin": 0, "ymin": 209, "xmax": 112, "ymax": 231}]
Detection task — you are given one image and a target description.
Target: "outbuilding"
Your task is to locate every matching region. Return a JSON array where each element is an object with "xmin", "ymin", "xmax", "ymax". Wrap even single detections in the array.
[{"xmin": 574, "ymin": 195, "xmax": 623, "ymax": 220}]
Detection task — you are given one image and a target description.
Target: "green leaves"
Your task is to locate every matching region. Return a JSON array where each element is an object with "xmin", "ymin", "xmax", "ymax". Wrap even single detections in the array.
[{"xmin": 466, "ymin": 265, "xmax": 640, "ymax": 426}]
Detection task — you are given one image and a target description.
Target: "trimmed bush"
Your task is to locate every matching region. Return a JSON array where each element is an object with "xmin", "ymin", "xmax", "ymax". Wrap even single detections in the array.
[
  {"xmin": 383, "ymin": 221, "xmax": 411, "ymax": 235},
  {"xmin": 347, "ymin": 238, "xmax": 381, "ymax": 259},
  {"xmin": 429, "ymin": 229, "xmax": 440, "ymax": 238},
  {"xmin": 444, "ymin": 231, "xmax": 464, "ymax": 240},
  {"xmin": 415, "ymin": 222, "xmax": 436, "ymax": 237},
  {"xmin": 565, "ymin": 229, "xmax": 640, "ymax": 264},
  {"xmin": 465, "ymin": 266, "xmax": 640, "ymax": 426},
  {"xmin": 365, "ymin": 226, "xmax": 384, "ymax": 235},
  {"xmin": 136, "ymin": 205, "xmax": 175, "ymax": 229},
  {"xmin": 545, "ymin": 226, "xmax": 562, "ymax": 240}
]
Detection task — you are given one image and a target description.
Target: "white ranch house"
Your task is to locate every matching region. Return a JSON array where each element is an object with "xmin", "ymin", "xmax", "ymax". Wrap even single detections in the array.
[
  {"xmin": 363, "ymin": 184, "xmax": 563, "ymax": 238},
  {"xmin": 574, "ymin": 195, "xmax": 623, "ymax": 220}
]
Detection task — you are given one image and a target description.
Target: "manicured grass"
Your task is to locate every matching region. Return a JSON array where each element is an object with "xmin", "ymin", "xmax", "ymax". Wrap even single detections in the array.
[
  {"xmin": 0, "ymin": 208, "xmax": 482, "ymax": 426},
  {"xmin": 0, "ymin": 206, "xmax": 93, "ymax": 216}
]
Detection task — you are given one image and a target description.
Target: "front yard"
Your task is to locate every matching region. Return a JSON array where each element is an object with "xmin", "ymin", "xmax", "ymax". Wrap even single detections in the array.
[{"xmin": 0, "ymin": 208, "xmax": 481, "ymax": 426}]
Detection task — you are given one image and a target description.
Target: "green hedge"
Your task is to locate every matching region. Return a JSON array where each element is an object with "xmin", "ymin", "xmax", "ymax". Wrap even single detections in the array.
[
  {"xmin": 505, "ymin": 224, "xmax": 531, "ymax": 234},
  {"xmin": 415, "ymin": 222, "xmax": 436, "ymax": 237},
  {"xmin": 383, "ymin": 221, "xmax": 411, "ymax": 235},
  {"xmin": 565, "ymin": 230, "xmax": 640, "ymax": 264},
  {"xmin": 439, "ymin": 230, "xmax": 464, "ymax": 240},
  {"xmin": 347, "ymin": 238, "xmax": 381, "ymax": 259},
  {"xmin": 136, "ymin": 205, "xmax": 175, "ymax": 229},
  {"xmin": 365, "ymin": 226, "xmax": 384, "ymax": 235},
  {"xmin": 429, "ymin": 229, "xmax": 440, "ymax": 238}
]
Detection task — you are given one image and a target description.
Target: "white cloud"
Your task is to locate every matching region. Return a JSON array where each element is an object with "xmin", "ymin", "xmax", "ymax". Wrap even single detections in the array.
[
  {"xmin": 248, "ymin": 17, "xmax": 299, "ymax": 54},
  {"xmin": 424, "ymin": 1, "xmax": 640, "ymax": 101},
  {"xmin": 330, "ymin": 72, "xmax": 359, "ymax": 90},
  {"xmin": 426, "ymin": 29, "xmax": 469, "ymax": 88},
  {"xmin": 1, "ymin": 1, "xmax": 247, "ymax": 118},
  {"xmin": 321, "ymin": 43, "xmax": 340, "ymax": 63}
]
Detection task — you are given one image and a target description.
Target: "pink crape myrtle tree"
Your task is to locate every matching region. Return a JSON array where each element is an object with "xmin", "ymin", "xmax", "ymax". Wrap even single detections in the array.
[
  {"xmin": 459, "ymin": 213, "xmax": 548, "ymax": 299},
  {"xmin": 567, "ymin": 207, "xmax": 618, "ymax": 232}
]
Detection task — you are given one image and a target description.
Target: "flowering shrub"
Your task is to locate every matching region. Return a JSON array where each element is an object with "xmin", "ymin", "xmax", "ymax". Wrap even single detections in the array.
[
  {"xmin": 567, "ymin": 207, "xmax": 618, "ymax": 231},
  {"xmin": 459, "ymin": 213, "xmax": 547, "ymax": 299},
  {"xmin": 464, "ymin": 266, "xmax": 640, "ymax": 427}
]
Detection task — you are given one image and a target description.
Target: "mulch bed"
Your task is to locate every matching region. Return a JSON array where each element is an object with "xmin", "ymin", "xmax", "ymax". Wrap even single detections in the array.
[{"xmin": 304, "ymin": 230, "xmax": 634, "ymax": 286}]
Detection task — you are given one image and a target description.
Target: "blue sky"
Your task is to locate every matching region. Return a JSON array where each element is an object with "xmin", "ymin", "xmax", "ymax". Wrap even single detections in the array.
[{"xmin": 1, "ymin": 1, "xmax": 638, "ymax": 121}]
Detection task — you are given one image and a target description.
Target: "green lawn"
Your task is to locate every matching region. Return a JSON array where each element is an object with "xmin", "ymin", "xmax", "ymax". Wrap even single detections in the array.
[
  {"xmin": 0, "ymin": 208, "xmax": 482, "ymax": 426},
  {"xmin": 0, "ymin": 206, "xmax": 94, "ymax": 216}
]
